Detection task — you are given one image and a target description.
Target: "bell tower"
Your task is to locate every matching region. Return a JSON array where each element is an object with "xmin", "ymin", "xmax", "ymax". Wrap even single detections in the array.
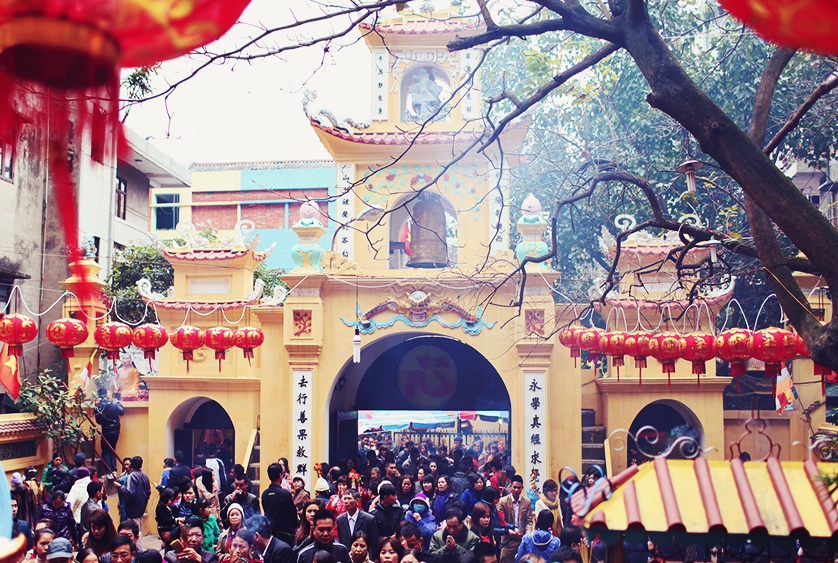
[{"xmin": 309, "ymin": 2, "xmax": 526, "ymax": 272}]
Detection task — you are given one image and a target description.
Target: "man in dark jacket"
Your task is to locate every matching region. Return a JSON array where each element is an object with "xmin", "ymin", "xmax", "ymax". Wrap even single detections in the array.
[
  {"xmin": 261, "ymin": 463, "xmax": 298, "ymax": 545},
  {"xmin": 450, "ymin": 461, "xmax": 471, "ymax": 497},
  {"xmin": 221, "ymin": 474, "xmax": 261, "ymax": 526},
  {"xmin": 296, "ymin": 509, "xmax": 349, "ymax": 563},
  {"xmin": 169, "ymin": 451, "xmax": 193, "ymax": 488},
  {"xmin": 371, "ymin": 482, "xmax": 403, "ymax": 538},
  {"xmin": 336, "ymin": 490, "xmax": 378, "ymax": 558},
  {"xmin": 249, "ymin": 515, "xmax": 293, "ymax": 563},
  {"xmin": 95, "ymin": 389, "xmax": 124, "ymax": 476},
  {"xmin": 429, "ymin": 509, "xmax": 480, "ymax": 563},
  {"xmin": 115, "ymin": 456, "xmax": 150, "ymax": 537},
  {"xmin": 80, "ymin": 480, "xmax": 104, "ymax": 534}
]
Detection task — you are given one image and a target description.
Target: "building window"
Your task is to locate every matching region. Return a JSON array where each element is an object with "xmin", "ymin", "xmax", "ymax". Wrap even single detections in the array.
[
  {"xmin": 155, "ymin": 193, "xmax": 180, "ymax": 230},
  {"xmin": 115, "ymin": 177, "xmax": 127, "ymax": 220},
  {"xmin": 0, "ymin": 140, "xmax": 13, "ymax": 181}
]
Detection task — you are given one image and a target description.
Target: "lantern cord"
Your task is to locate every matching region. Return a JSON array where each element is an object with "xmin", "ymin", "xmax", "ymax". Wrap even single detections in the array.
[
  {"xmin": 3, "ymin": 286, "xmax": 72, "ymax": 318},
  {"xmin": 717, "ymin": 298, "xmax": 752, "ymax": 332},
  {"xmin": 754, "ymin": 294, "xmax": 784, "ymax": 330}
]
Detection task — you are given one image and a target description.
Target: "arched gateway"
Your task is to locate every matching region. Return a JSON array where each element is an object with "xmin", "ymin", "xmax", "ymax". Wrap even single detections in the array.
[{"xmin": 327, "ymin": 332, "xmax": 512, "ymax": 463}]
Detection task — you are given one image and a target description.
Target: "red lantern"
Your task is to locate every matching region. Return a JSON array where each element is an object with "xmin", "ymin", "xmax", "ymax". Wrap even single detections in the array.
[
  {"xmin": 0, "ymin": 313, "xmax": 38, "ymax": 356},
  {"xmin": 170, "ymin": 326, "xmax": 205, "ymax": 373},
  {"xmin": 677, "ymin": 333, "xmax": 716, "ymax": 388},
  {"xmin": 599, "ymin": 331, "xmax": 627, "ymax": 381},
  {"xmin": 715, "ymin": 328, "xmax": 754, "ymax": 392},
  {"xmin": 94, "ymin": 321, "xmax": 132, "ymax": 368},
  {"xmin": 46, "ymin": 317, "xmax": 89, "ymax": 359},
  {"xmin": 623, "ymin": 332, "xmax": 652, "ymax": 385},
  {"xmin": 578, "ymin": 327, "xmax": 604, "ymax": 364},
  {"xmin": 559, "ymin": 326, "xmax": 584, "ymax": 367},
  {"xmin": 132, "ymin": 324, "xmax": 168, "ymax": 371},
  {"xmin": 0, "ymin": 1, "xmax": 253, "ymax": 314},
  {"xmin": 235, "ymin": 327, "xmax": 264, "ymax": 367},
  {"xmin": 649, "ymin": 332, "xmax": 681, "ymax": 386},
  {"xmin": 795, "ymin": 333, "xmax": 831, "ymax": 395},
  {"xmin": 718, "ymin": 0, "xmax": 838, "ymax": 56},
  {"xmin": 205, "ymin": 327, "xmax": 236, "ymax": 372},
  {"xmin": 752, "ymin": 328, "xmax": 797, "ymax": 397}
]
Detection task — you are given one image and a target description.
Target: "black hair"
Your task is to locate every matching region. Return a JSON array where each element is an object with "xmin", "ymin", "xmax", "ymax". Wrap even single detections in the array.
[
  {"xmin": 184, "ymin": 518, "xmax": 204, "ymax": 534},
  {"xmin": 535, "ymin": 510, "xmax": 554, "ymax": 531},
  {"xmin": 34, "ymin": 528, "xmax": 55, "ymax": 543},
  {"xmin": 163, "ymin": 458, "xmax": 174, "ymax": 468},
  {"xmin": 473, "ymin": 543, "xmax": 496, "ymax": 563},
  {"xmin": 206, "ymin": 443, "xmax": 217, "ymax": 455},
  {"xmin": 378, "ymin": 482, "xmax": 397, "ymax": 497},
  {"xmin": 117, "ymin": 520, "xmax": 140, "ymax": 537},
  {"xmin": 87, "ymin": 480, "xmax": 104, "ymax": 497},
  {"xmin": 267, "ymin": 463, "xmax": 283, "ymax": 483},
  {"xmin": 159, "ymin": 488, "xmax": 177, "ymax": 505},
  {"xmin": 400, "ymin": 522, "xmax": 422, "ymax": 540},
  {"xmin": 201, "ymin": 468, "xmax": 214, "ymax": 492},
  {"xmin": 549, "ymin": 547, "xmax": 582, "ymax": 563},
  {"xmin": 76, "ymin": 548, "xmax": 98, "ymax": 563},
  {"xmin": 137, "ymin": 552, "xmax": 162, "ymax": 563},
  {"xmin": 235, "ymin": 528, "xmax": 255, "ymax": 547},
  {"xmin": 245, "ymin": 515, "xmax": 271, "ymax": 538},
  {"xmin": 109, "ymin": 535, "xmax": 136, "ymax": 554},
  {"xmin": 503, "ymin": 465, "xmax": 516, "ymax": 478},
  {"xmin": 560, "ymin": 525, "xmax": 583, "ymax": 548},
  {"xmin": 312, "ymin": 507, "xmax": 335, "ymax": 524},
  {"xmin": 482, "ymin": 487, "xmax": 499, "ymax": 504},
  {"xmin": 402, "ymin": 549, "xmax": 424, "ymax": 563},
  {"xmin": 314, "ymin": 551, "xmax": 336, "ymax": 563},
  {"xmin": 457, "ymin": 554, "xmax": 478, "ymax": 563},
  {"xmin": 130, "ymin": 456, "xmax": 143, "ymax": 470},
  {"xmin": 191, "ymin": 498, "xmax": 210, "ymax": 516},
  {"xmin": 51, "ymin": 490, "xmax": 66, "ymax": 502},
  {"xmin": 542, "ymin": 479, "xmax": 558, "ymax": 493},
  {"xmin": 349, "ymin": 531, "xmax": 368, "ymax": 549},
  {"xmin": 175, "ymin": 451, "xmax": 186, "ymax": 463},
  {"xmin": 511, "ymin": 475, "xmax": 524, "ymax": 485},
  {"xmin": 444, "ymin": 508, "xmax": 464, "ymax": 522}
]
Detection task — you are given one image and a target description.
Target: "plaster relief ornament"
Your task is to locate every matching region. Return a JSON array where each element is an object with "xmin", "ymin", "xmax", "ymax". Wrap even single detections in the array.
[
  {"xmin": 515, "ymin": 193, "xmax": 552, "ymax": 271},
  {"xmin": 302, "ymin": 88, "xmax": 370, "ymax": 132},
  {"xmin": 407, "ymin": 68, "xmax": 444, "ymax": 122},
  {"xmin": 290, "ymin": 201, "xmax": 327, "ymax": 272}
]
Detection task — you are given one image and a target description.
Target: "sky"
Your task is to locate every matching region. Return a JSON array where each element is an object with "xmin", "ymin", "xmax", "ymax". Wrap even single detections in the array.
[{"xmin": 123, "ymin": 0, "xmax": 375, "ymax": 166}]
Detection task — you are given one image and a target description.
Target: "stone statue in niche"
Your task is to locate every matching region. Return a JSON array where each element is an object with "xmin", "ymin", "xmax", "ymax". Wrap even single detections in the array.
[{"xmin": 407, "ymin": 68, "xmax": 443, "ymax": 122}]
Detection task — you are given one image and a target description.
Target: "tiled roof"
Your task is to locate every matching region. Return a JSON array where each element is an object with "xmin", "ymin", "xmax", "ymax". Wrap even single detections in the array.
[
  {"xmin": 190, "ymin": 160, "xmax": 335, "ymax": 172},
  {"xmin": 0, "ymin": 419, "xmax": 43, "ymax": 437},
  {"xmin": 162, "ymin": 248, "xmax": 269, "ymax": 263},
  {"xmin": 597, "ymin": 291, "xmax": 734, "ymax": 311},
  {"xmin": 313, "ymin": 122, "xmax": 482, "ymax": 145},
  {"xmin": 573, "ymin": 457, "xmax": 838, "ymax": 541},
  {"xmin": 359, "ymin": 18, "xmax": 480, "ymax": 34}
]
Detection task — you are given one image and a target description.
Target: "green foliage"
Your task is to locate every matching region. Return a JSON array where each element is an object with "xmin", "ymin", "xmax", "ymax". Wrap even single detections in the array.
[
  {"xmin": 121, "ymin": 65, "xmax": 160, "ymax": 122},
  {"xmin": 255, "ymin": 262, "xmax": 287, "ymax": 297},
  {"xmin": 106, "ymin": 244, "xmax": 174, "ymax": 324},
  {"xmin": 17, "ymin": 369, "xmax": 99, "ymax": 456}
]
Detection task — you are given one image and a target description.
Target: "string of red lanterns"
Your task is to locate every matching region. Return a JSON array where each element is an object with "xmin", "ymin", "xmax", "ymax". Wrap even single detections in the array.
[{"xmin": 559, "ymin": 326, "xmax": 831, "ymax": 395}]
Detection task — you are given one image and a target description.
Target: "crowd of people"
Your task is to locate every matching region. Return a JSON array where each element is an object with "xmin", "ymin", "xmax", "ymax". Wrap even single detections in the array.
[{"xmin": 5, "ymin": 436, "xmax": 600, "ymax": 563}]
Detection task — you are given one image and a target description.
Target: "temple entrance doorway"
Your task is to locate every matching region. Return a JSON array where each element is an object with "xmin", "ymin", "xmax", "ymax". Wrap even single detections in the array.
[
  {"xmin": 167, "ymin": 397, "xmax": 235, "ymax": 467},
  {"xmin": 627, "ymin": 400, "xmax": 703, "ymax": 465},
  {"xmin": 328, "ymin": 333, "xmax": 511, "ymax": 469}
]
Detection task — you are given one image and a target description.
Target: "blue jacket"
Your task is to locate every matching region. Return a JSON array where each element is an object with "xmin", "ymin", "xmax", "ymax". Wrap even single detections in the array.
[
  {"xmin": 516, "ymin": 530, "xmax": 560, "ymax": 562},
  {"xmin": 404, "ymin": 504, "xmax": 436, "ymax": 550},
  {"xmin": 460, "ymin": 489, "xmax": 483, "ymax": 516}
]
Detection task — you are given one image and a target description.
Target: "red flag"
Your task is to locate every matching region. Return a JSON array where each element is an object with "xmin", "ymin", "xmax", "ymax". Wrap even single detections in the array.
[{"xmin": 0, "ymin": 342, "xmax": 20, "ymax": 401}]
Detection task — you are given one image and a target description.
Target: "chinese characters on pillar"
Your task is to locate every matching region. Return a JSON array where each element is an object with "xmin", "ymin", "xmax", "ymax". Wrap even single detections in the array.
[
  {"xmin": 524, "ymin": 371, "xmax": 547, "ymax": 496},
  {"xmin": 461, "ymin": 50, "xmax": 480, "ymax": 120},
  {"xmin": 335, "ymin": 164, "xmax": 355, "ymax": 260},
  {"xmin": 372, "ymin": 50, "xmax": 388, "ymax": 120},
  {"xmin": 292, "ymin": 369, "xmax": 313, "ymax": 479},
  {"xmin": 488, "ymin": 171, "xmax": 509, "ymax": 255}
]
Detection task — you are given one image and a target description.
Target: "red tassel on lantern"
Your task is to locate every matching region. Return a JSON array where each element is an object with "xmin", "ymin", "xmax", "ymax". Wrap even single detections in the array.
[
  {"xmin": 132, "ymin": 324, "xmax": 168, "ymax": 372},
  {"xmin": 0, "ymin": 313, "xmax": 38, "ymax": 357},
  {"xmin": 170, "ymin": 326, "xmax": 205, "ymax": 373},
  {"xmin": 206, "ymin": 327, "xmax": 236, "ymax": 372},
  {"xmin": 752, "ymin": 328, "xmax": 797, "ymax": 399},
  {"xmin": 235, "ymin": 327, "xmax": 264, "ymax": 367},
  {"xmin": 677, "ymin": 333, "xmax": 716, "ymax": 388},
  {"xmin": 558, "ymin": 326, "xmax": 584, "ymax": 368},
  {"xmin": 715, "ymin": 328, "xmax": 754, "ymax": 392},
  {"xmin": 94, "ymin": 321, "xmax": 132, "ymax": 371},
  {"xmin": 624, "ymin": 332, "xmax": 651, "ymax": 385},
  {"xmin": 650, "ymin": 332, "xmax": 681, "ymax": 386}
]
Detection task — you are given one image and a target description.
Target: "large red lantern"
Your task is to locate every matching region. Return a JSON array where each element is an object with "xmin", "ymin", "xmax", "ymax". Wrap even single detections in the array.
[
  {"xmin": 649, "ymin": 332, "xmax": 681, "ymax": 386},
  {"xmin": 205, "ymin": 327, "xmax": 236, "ymax": 372},
  {"xmin": 718, "ymin": 0, "xmax": 838, "ymax": 56},
  {"xmin": 599, "ymin": 331, "xmax": 627, "ymax": 381},
  {"xmin": 578, "ymin": 327, "xmax": 604, "ymax": 365},
  {"xmin": 623, "ymin": 332, "xmax": 652, "ymax": 385},
  {"xmin": 235, "ymin": 327, "xmax": 264, "ymax": 367},
  {"xmin": 132, "ymin": 324, "xmax": 168, "ymax": 371},
  {"xmin": 0, "ymin": 313, "xmax": 38, "ymax": 356},
  {"xmin": 46, "ymin": 318, "xmax": 89, "ymax": 362},
  {"xmin": 170, "ymin": 326, "xmax": 205, "ymax": 373},
  {"xmin": 677, "ymin": 333, "xmax": 716, "ymax": 388},
  {"xmin": 559, "ymin": 325, "xmax": 584, "ymax": 367},
  {"xmin": 94, "ymin": 321, "xmax": 132, "ymax": 365},
  {"xmin": 0, "ymin": 1, "xmax": 253, "ymax": 314},
  {"xmin": 715, "ymin": 328, "xmax": 754, "ymax": 392},
  {"xmin": 794, "ymin": 333, "xmax": 831, "ymax": 395},
  {"xmin": 752, "ymin": 328, "xmax": 797, "ymax": 397}
]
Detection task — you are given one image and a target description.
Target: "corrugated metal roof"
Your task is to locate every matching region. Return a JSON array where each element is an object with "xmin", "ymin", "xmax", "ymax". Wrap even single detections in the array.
[
  {"xmin": 574, "ymin": 457, "xmax": 838, "ymax": 541},
  {"xmin": 190, "ymin": 160, "xmax": 335, "ymax": 172}
]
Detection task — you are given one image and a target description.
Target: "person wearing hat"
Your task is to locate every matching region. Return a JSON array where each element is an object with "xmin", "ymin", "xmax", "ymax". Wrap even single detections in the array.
[
  {"xmin": 314, "ymin": 478, "xmax": 330, "ymax": 501},
  {"xmin": 68, "ymin": 467, "xmax": 92, "ymax": 526},
  {"xmin": 403, "ymin": 496, "xmax": 435, "ymax": 551},
  {"xmin": 215, "ymin": 503, "xmax": 244, "ymax": 555},
  {"xmin": 46, "ymin": 537, "xmax": 73, "ymax": 563}
]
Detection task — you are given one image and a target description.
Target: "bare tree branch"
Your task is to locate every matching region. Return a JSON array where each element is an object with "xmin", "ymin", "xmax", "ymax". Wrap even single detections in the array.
[{"xmin": 764, "ymin": 71, "xmax": 838, "ymax": 155}]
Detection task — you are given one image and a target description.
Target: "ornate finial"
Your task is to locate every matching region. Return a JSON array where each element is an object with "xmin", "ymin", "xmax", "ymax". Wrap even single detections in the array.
[
  {"xmin": 521, "ymin": 193, "xmax": 542, "ymax": 218},
  {"xmin": 301, "ymin": 200, "xmax": 320, "ymax": 220}
]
